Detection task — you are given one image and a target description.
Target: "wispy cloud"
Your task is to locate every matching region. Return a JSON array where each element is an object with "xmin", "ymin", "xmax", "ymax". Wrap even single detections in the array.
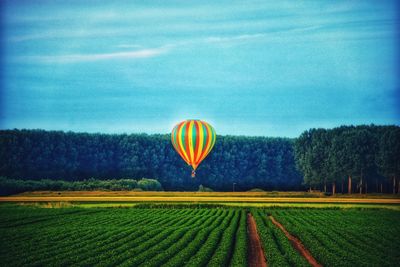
[
  {"xmin": 204, "ymin": 33, "xmax": 267, "ymax": 44},
  {"xmin": 116, "ymin": 44, "xmax": 143, "ymax": 49},
  {"xmin": 18, "ymin": 47, "xmax": 169, "ymax": 64}
]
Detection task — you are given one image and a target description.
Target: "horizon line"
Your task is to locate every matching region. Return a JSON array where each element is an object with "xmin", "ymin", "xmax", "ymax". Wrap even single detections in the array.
[{"xmin": 1, "ymin": 124, "xmax": 398, "ymax": 139}]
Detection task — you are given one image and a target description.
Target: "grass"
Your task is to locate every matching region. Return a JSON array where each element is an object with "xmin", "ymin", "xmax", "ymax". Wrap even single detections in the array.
[
  {"xmin": 8, "ymin": 201, "xmax": 400, "ymax": 211},
  {"xmin": 12, "ymin": 190, "xmax": 400, "ymax": 198},
  {"xmin": 1, "ymin": 191, "xmax": 399, "ymax": 210},
  {"xmin": 1, "ymin": 190, "xmax": 399, "ymax": 211}
]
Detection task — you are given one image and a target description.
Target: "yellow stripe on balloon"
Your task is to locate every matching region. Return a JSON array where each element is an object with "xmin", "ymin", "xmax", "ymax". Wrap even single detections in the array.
[
  {"xmin": 199, "ymin": 122, "xmax": 212, "ymax": 163},
  {"xmin": 172, "ymin": 125, "xmax": 186, "ymax": 164},
  {"xmin": 210, "ymin": 126, "xmax": 216, "ymax": 149},
  {"xmin": 204, "ymin": 123, "xmax": 216, "ymax": 162},
  {"xmin": 188, "ymin": 120, "xmax": 195, "ymax": 163},
  {"xmin": 172, "ymin": 127, "xmax": 179, "ymax": 150},
  {"xmin": 171, "ymin": 119, "xmax": 216, "ymax": 175},
  {"xmin": 195, "ymin": 121, "xmax": 204, "ymax": 164},
  {"xmin": 178, "ymin": 122, "xmax": 190, "ymax": 164}
]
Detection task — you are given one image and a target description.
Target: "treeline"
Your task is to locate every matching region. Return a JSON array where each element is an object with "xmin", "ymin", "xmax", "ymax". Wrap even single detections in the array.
[
  {"xmin": 294, "ymin": 125, "xmax": 400, "ymax": 194},
  {"xmin": 0, "ymin": 177, "xmax": 162, "ymax": 195},
  {"xmin": 2, "ymin": 126, "xmax": 398, "ymax": 193},
  {"xmin": 0, "ymin": 129, "xmax": 302, "ymax": 191}
]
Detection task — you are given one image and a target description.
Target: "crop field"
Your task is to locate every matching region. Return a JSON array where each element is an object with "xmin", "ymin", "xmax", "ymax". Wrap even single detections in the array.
[
  {"xmin": 254, "ymin": 209, "xmax": 400, "ymax": 266},
  {"xmin": 0, "ymin": 205, "xmax": 247, "ymax": 267},
  {"xmin": 0, "ymin": 203, "xmax": 399, "ymax": 267}
]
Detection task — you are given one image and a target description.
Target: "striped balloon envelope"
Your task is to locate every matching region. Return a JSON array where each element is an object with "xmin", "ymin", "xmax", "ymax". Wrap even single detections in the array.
[{"xmin": 171, "ymin": 120, "xmax": 216, "ymax": 177}]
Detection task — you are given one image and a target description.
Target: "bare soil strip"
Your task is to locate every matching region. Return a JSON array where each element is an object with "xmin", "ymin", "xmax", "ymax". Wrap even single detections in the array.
[
  {"xmin": 247, "ymin": 213, "xmax": 268, "ymax": 267},
  {"xmin": 269, "ymin": 216, "xmax": 322, "ymax": 267}
]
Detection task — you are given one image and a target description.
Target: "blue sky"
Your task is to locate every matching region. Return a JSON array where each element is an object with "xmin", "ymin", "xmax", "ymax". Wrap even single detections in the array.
[{"xmin": 1, "ymin": 0, "xmax": 399, "ymax": 137}]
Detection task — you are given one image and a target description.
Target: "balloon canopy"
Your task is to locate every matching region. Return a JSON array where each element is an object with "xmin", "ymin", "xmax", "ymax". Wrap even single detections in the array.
[{"xmin": 171, "ymin": 120, "xmax": 216, "ymax": 177}]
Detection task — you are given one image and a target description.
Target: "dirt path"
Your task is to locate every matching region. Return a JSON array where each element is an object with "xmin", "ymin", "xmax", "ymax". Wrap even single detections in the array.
[
  {"xmin": 269, "ymin": 216, "xmax": 322, "ymax": 267},
  {"xmin": 247, "ymin": 213, "xmax": 268, "ymax": 267}
]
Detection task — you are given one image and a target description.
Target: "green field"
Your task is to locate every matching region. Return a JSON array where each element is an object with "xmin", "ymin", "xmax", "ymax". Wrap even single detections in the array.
[
  {"xmin": 254, "ymin": 208, "xmax": 400, "ymax": 266},
  {"xmin": 1, "ymin": 203, "xmax": 399, "ymax": 267}
]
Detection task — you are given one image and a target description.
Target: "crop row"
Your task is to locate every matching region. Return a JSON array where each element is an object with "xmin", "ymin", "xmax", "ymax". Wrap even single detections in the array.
[
  {"xmin": 270, "ymin": 208, "xmax": 400, "ymax": 267},
  {"xmin": 44, "ymin": 209, "xmax": 218, "ymax": 266},
  {"xmin": 186, "ymin": 209, "xmax": 238, "ymax": 267},
  {"xmin": 111, "ymin": 209, "xmax": 222, "ymax": 267},
  {"xmin": 0, "ymin": 207, "xmax": 216, "ymax": 266},
  {"xmin": 251, "ymin": 209, "xmax": 309, "ymax": 267},
  {"xmin": 160, "ymin": 211, "xmax": 227, "ymax": 266},
  {"xmin": 2, "ymin": 209, "xmax": 169, "ymax": 265},
  {"xmin": 275, "ymin": 209, "xmax": 399, "ymax": 249},
  {"xmin": 0, "ymin": 207, "xmax": 243, "ymax": 267},
  {"xmin": 286, "ymin": 211, "xmax": 395, "ymax": 262},
  {"xmin": 229, "ymin": 210, "xmax": 248, "ymax": 267}
]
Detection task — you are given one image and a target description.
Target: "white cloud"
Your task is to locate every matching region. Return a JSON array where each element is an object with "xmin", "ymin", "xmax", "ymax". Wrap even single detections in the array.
[{"xmin": 19, "ymin": 47, "xmax": 169, "ymax": 64}]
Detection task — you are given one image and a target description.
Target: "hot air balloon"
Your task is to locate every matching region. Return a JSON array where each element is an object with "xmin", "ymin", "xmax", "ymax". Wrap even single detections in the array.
[{"xmin": 171, "ymin": 120, "xmax": 216, "ymax": 177}]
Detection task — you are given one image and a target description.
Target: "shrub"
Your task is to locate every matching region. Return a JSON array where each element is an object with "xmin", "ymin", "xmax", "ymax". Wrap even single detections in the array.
[
  {"xmin": 137, "ymin": 178, "xmax": 163, "ymax": 191},
  {"xmin": 0, "ymin": 177, "xmax": 162, "ymax": 195},
  {"xmin": 198, "ymin": 184, "xmax": 214, "ymax": 192},
  {"xmin": 247, "ymin": 188, "xmax": 265, "ymax": 192}
]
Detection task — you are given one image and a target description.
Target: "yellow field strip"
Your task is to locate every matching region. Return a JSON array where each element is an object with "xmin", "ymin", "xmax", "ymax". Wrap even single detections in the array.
[
  {"xmin": 13, "ymin": 191, "xmax": 400, "ymax": 199},
  {"xmin": 1, "ymin": 196, "xmax": 399, "ymax": 204}
]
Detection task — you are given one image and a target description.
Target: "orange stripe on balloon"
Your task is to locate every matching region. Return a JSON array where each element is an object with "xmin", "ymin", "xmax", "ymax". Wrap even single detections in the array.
[
  {"xmin": 202, "ymin": 123, "xmax": 213, "ymax": 161},
  {"xmin": 184, "ymin": 121, "xmax": 192, "ymax": 166},
  {"xmin": 172, "ymin": 125, "xmax": 185, "ymax": 164},
  {"xmin": 201, "ymin": 125, "xmax": 216, "ymax": 162},
  {"xmin": 188, "ymin": 120, "xmax": 195, "ymax": 164},
  {"xmin": 194, "ymin": 121, "xmax": 200, "ymax": 165},
  {"xmin": 172, "ymin": 120, "xmax": 216, "ymax": 172},
  {"xmin": 177, "ymin": 122, "xmax": 190, "ymax": 164},
  {"xmin": 202, "ymin": 123, "xmax": 216, "ymax": 163},
  {"xmin": 197, "ymin": 121, "xmax": 211, "ymax": 163},
  {"xmin": 195, "ymin": 122, "xmax": 204, "ymax": 164},
  {"xmin": 195, "ymin": 121, "xmax": 204, "ymax": 164},
  {"xmin": 172, "ymin": 126, "xmax": 180, "ymax": 150}
]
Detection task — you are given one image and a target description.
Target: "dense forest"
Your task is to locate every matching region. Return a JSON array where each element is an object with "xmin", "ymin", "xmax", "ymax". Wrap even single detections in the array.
[
  {"xmin": 1, "ymin": 126, "xmax": 398, "ymax": 193},
  {"xmin": 0, "ymin": 129, "xmax": 301, "ymax": 191},
  {"xmin": 295, "ymin": 125, "xmax": 400, "ymax": 194}
]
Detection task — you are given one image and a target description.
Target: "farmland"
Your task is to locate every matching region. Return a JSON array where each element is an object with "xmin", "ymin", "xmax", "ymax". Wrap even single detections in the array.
[
  {"xmin": 2, "ymin": 191, "xmax": 400, "ymax": 205},
  {"xmin": 255, "ymin": 209, "xmax": 400, "ymax": 266},
  {"xmin": 0, "ymin": 201, "xmax": 399, "ymax": 267},
  {"xmin": 270, "ymin": 209, "xmax": 400, "ymax": 266},
  {"xmin": 0, "ymin": 205, "xmax": 247, "ymax": 267}
]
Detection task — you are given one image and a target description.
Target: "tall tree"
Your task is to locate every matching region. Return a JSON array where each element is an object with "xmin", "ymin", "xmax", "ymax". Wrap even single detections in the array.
[
  {"xmin": 295, "ymin": 125, "xmax": 398, "ymax": 194},
  {"xmin": 294, "ymin": 130, "xmax": 317, "ymax": 190},
  {"xmin": 377, "ymin": 127, "xmax": 400, "ymax": 194}
]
